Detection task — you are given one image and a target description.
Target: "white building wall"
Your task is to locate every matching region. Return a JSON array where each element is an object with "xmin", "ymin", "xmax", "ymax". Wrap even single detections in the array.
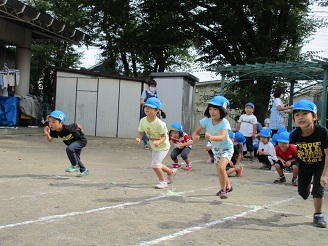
[{"xmin": 56, "ymin": 70, "xmax": 144, "ymax": 138}]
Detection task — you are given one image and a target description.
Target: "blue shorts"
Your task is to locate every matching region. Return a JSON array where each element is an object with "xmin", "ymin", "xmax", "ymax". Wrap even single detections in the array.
[{"xmin": 212, "ymin": 147, "xmax": 233, "ymax": 164}]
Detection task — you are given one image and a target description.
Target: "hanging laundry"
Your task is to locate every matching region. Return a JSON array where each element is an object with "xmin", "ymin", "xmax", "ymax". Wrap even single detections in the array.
[{"xmin": 0, "ymin": 74, "xmax": 4, "ymax": 89}]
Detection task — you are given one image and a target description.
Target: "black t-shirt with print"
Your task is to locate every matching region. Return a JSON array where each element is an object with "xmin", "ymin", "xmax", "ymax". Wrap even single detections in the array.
[
  {"xmin": 50, "ymin": 123, "xmax": 87, "ymax": 146},
  {"xmin": 290, "ymin": 124, "xmax": 328, "ymax": 165}
]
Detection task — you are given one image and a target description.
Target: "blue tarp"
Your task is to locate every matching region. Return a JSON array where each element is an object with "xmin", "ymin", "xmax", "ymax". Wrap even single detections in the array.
[{"xmin": 0, "ymin": 96, "xmax": 19, "ymax": 126}]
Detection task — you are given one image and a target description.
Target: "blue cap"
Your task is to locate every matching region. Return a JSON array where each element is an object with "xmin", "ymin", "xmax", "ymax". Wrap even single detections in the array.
[
  {"xmin": 293, "ymin": 100, "xmax": 317, "ymax": 114},
  {"xmin": 277, "ymin": 127, "xmax": 287, "ymax": 134},
  {"xmin": 228, "ymin": 130, "xmax": 235, "ymax": 139},
  {"xmin": 271, "ymin": 133, "xmax": 278, "ymax": 146},
  {"xmin": 235, "ymin": 131, "xmax": 246, "ymax": 144},
  {"xmin": 144, "ymin": 97, "xmax": 161, "ymax": 109},
  {"xmin": 259, "ymin": 129, "xmax": 271, "ymax": 138},
  {"xmin": 277, "ymin": 131, "xmax": 290, "ymax": 143},
  {"xmin": 170, "ymin": 122, "xmax": 183, "ymax": 132},
  {"xmin": 47, "ymin": 110, "xmax": 66, "ymax": 122},
  {"xmin": 245, "ymin": 102, "xmax": 254, "ymax": 109},
  {"xmin": 208, "ymin": 96, "xmax": 230, "ymax": 109}
]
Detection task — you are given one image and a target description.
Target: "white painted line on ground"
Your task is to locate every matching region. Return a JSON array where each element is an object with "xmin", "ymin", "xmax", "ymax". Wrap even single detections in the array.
[
  {"xmin": 0, "ymin": 186, "xmax": 217, "ymax": 230},
  {"xmin": 138, "ymin": 197, "xmax": 297, "ymax": 246}
]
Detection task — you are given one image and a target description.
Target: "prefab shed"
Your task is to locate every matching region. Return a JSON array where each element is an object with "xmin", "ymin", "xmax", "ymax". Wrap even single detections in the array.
[
  {"xmin": 150, "ymin": 72, "xmax": 198, "ymax": 135},
  {"xmin": 55, "ymin": 68, "xmax": 145, "ymax": 138}
]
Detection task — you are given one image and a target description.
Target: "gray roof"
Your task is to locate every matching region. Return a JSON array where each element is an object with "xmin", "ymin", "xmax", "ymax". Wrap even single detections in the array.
[{"xmin": 0, "ymin": 0, "xmax": 88, "ymax": 44}]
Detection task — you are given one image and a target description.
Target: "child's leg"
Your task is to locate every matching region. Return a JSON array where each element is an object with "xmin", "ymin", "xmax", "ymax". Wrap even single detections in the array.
[
  {"xmin": 170, "ymin": 148, "xmax": 181, "ymax": 163},
  {"xmin": 275, "ymin": 161, "xmax": 284, "ymax": 176},
  {"xmin": 153, "ymin": 168, "xmax": 166, "ymax": 181},
  {"xmin": 66, "ymin": 141, "xmax": 86, "ymax": 172},
  {"xmin": 180, "ymin": 147, "xmax": 191, "ymax": 164},
  {"xmin": 216, "ymin": 158, "xmax": 230, "ymax": 190},
  {"xmin": 151, "ymin": 150, "xmax": 169, "ymax": 182},
  {"xmin": 292, "ymin": 163, "xmax": 298, "ymax": 178}
]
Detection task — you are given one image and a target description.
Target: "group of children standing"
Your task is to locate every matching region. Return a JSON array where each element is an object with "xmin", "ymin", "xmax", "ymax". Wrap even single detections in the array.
[{"xmin": 44, "ymin": 84, "xmax": 328, "ymax": 228}]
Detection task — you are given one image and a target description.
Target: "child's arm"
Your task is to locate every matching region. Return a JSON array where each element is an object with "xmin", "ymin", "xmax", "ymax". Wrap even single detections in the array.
[
  {"xmin": 135, "ymin": 131, "xmax": 144, "ymax": 144},
  {"xmin": 277, "ymin": 155, "xmax": 286, "ymax": 165},
  {"xmin": 43, "ymin": 126, "xmax": 53, "ymax": 142},
  {"xmin": 192, "ymin": 125, "xmax": 204, "ymax": 142},
  {"xmin": 76, "ymin": 123, "xmax": 84, "ymax": 133},
  {"xmin": 236, "ymin": 122, "xmax": 241, "ymax": 132},
  {"xmin": 153, "ymin": 133, "xmax": 166, "ymax": 147},
  {"xmin": 252, "ymin": 124, "xmax": 257, "ymax": 139},
  {"xmin": 206, "ymin": 129, "xmax": 228, "ymax": 142},
  {"xmin": 320, "ymin": 148, "xmax": 328, "ymax": 187}
]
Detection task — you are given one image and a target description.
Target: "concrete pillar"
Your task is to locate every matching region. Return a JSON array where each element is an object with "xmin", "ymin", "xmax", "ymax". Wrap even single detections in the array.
[{"xmin": 15, "ymin": 29, "xmax": 32, "ymax": 96}]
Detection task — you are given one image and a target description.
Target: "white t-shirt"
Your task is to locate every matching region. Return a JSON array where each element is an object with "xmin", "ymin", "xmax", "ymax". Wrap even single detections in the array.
[
  {"xmin": 238, "ymin": 114, "xmax": 257, "ymax": 137},
  {"xmin": 258, "ymin": 141, "xmax": 278, "ymax": 161}
]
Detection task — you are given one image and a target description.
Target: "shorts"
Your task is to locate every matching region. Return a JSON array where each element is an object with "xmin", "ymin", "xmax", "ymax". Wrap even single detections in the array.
[
  {"xmin": 245, "ymin": 137, "xmax": 254, "ymax": 152},
  {"xmin": 150, "ymin": 149, "xmax": 169, "ymax": 168},
  {"xmin": 212, "ymin": 147, "xmax": 233, "ymax": 164},
  {"xmin": 276, "ymin": 160, "xmax": 298, "ymax": 170}
]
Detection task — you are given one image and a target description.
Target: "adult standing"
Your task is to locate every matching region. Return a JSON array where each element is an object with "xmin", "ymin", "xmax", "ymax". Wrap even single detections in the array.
[
  {"xmin": 269, "ymin": 87, "xmax": 293, "ymax": 135},
  {"xmin": 140, "ymin": 78, "xmax": 159, "ymax": 149}
]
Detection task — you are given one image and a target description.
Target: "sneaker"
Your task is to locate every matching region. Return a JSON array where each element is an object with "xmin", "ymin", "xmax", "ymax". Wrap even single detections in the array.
[
  {"xmin": 270, "ymin": 165, "xmax": 276, "ymax": 171},
  {"xmin": 250, "ymin": 157, "xmax": 256, "ymax": 161},
  {"xmin": 292, "ymin": 177, "xmax": 298, "ymax": 186},
  {"xmin": 185, "ymin": 164, "xmax": 193, "ymax": 171},
  {"xmin": 144, "ymin": 145, "xmax": 149, "ymax": 150},
  {"xmin": 226, "ymin": 184, "xmax": 233, "ymax": 193},
  {"xmin": 216, "ymin": 189, "xmax": 228, "ymax": 199},
  {"xmin": 235, "ymin": 167, "xmax": 243, "ymax": 177},
  {"xmin": 170, "ymin": 163, "xmax": 181, "ymax": 169},
  {"xmin": 66, "ymin": 165, "xmax": 79, "ymax": 172},
  {"xmin": 274, "ymin": 176, "xmax": 286, "ymax": 183},
  {"xmin": 155, "ymin": 180, "xmax": 168, "ymax": 189},
  {"xmin": 167, "ymin": 168, "xmax": 178, "ymax": 184},
  {"xmin": 78, "ymin": 170, "xmax": 89, "ymax": 177},
  {"xmin": 313, "ymin": 213, "xmax": 327, "ymax": 228}
]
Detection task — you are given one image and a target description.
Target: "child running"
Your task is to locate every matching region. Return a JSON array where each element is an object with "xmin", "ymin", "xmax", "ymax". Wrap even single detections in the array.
[
  {"xmin": 43, "ymin": 110, "xmax": 89, "ymax": 177},
  {"xmin": 169, "ymin": 122, "xmax": 193, "ymax": 170},
  {"xmin": 290, "ymin": 99, "xmax": 328, "ymax": 228},
  {"xmin": 134, "ymin": 97, "xmax": 177, "ymax": 189},
  {"xmin": 192, "ymin": 95, "xmax": 234, "ymax": 199}
]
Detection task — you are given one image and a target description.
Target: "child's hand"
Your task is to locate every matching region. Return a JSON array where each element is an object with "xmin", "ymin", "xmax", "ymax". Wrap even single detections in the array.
[
  {"xmin": 44, "ymin": 126, "xmax": 50, "ymax": 135},
  {"xmin": 178, "ymin": 143, "xmax": 184, "ymax": 149},
  {"xmin": 320, "ymin": 175, "xmax": 327, "ymax": 187},
  {"xmin": 205, "ymin": 132, "xmax": 211, "ymax": 141},
  {"xmin": 135, "ymin": 138, "xmax": 141, "ymax": 144},
  {"xmin": 193, "ymin": 134, "xmax": 200, "ymax": 142},
  {"xmin": 153, "ymin": 141, "xmax": 159, "ymax": 147},
  {"xmin": 205, "ymin": 146, "xmax": 211, "ymax": 151}
]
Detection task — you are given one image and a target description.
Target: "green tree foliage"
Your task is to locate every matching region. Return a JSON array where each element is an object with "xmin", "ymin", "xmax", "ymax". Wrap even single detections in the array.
[{"xmin": 176, "ymin": 0, "xmax": 317, "ymax": 123}]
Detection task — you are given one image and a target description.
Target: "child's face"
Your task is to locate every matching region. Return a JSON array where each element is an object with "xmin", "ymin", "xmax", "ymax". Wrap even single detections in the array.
[
  {"xmin": 265, "ymin": 122, "xmax": 269, "ymax": 127},
  {"xmin": 293, "ymin": 110, "xmax": 317, "ymax": 129},
  {"xmin": 144, "ymin": 106, "xmax": 158, "ymax": 117},
  {"xmin": 260, "ymin": 136, "xmax": 269, "ymax": 143},
  {"xmin": 278, "ymin": 142, "xmax": 289, "ymax": 151},
  {"xmin": 48, "ymin": 116, "xmax": 62, "ymax": 131},
  {"xmin": 209, "ymin": 106, "xmax": 221, "ymax": 120},
  {"xmin": 245, "ymin": 106, "xmax": 253, "ymax": 115},
  {"xmin": 171, "ymin": 130, "xmax": 180, "ymax": 139}
]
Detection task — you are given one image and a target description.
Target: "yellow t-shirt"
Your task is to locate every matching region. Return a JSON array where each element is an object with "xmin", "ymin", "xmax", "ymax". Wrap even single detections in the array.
[{"xmin": 138, "ymin": 117, "xmax": 170, "ymax": 151}]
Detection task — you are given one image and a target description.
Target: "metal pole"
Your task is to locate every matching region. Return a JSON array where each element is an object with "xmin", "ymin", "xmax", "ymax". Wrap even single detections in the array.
[
  {"xmin": 220, "ymin": 73, "xmax": 225, "ymax": 96},
  {"xmin": 321, "ymin": 67, "xmax": 328, "ymax": 127},
  {"xmin": 288, "ymin": 80, "xmax": 295, "ymax": 131}
]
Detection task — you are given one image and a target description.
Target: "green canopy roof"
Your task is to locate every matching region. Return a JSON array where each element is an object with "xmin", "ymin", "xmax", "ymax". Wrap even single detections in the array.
[{"xmin": 214, "ymin": 58, "xmax": 328, "ymax": 127}]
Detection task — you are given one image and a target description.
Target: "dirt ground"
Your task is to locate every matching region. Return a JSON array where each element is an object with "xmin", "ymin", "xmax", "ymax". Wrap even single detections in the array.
[{"xmin": 0, "ymin": 134, "xmax": 327, "ymax": 246}]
